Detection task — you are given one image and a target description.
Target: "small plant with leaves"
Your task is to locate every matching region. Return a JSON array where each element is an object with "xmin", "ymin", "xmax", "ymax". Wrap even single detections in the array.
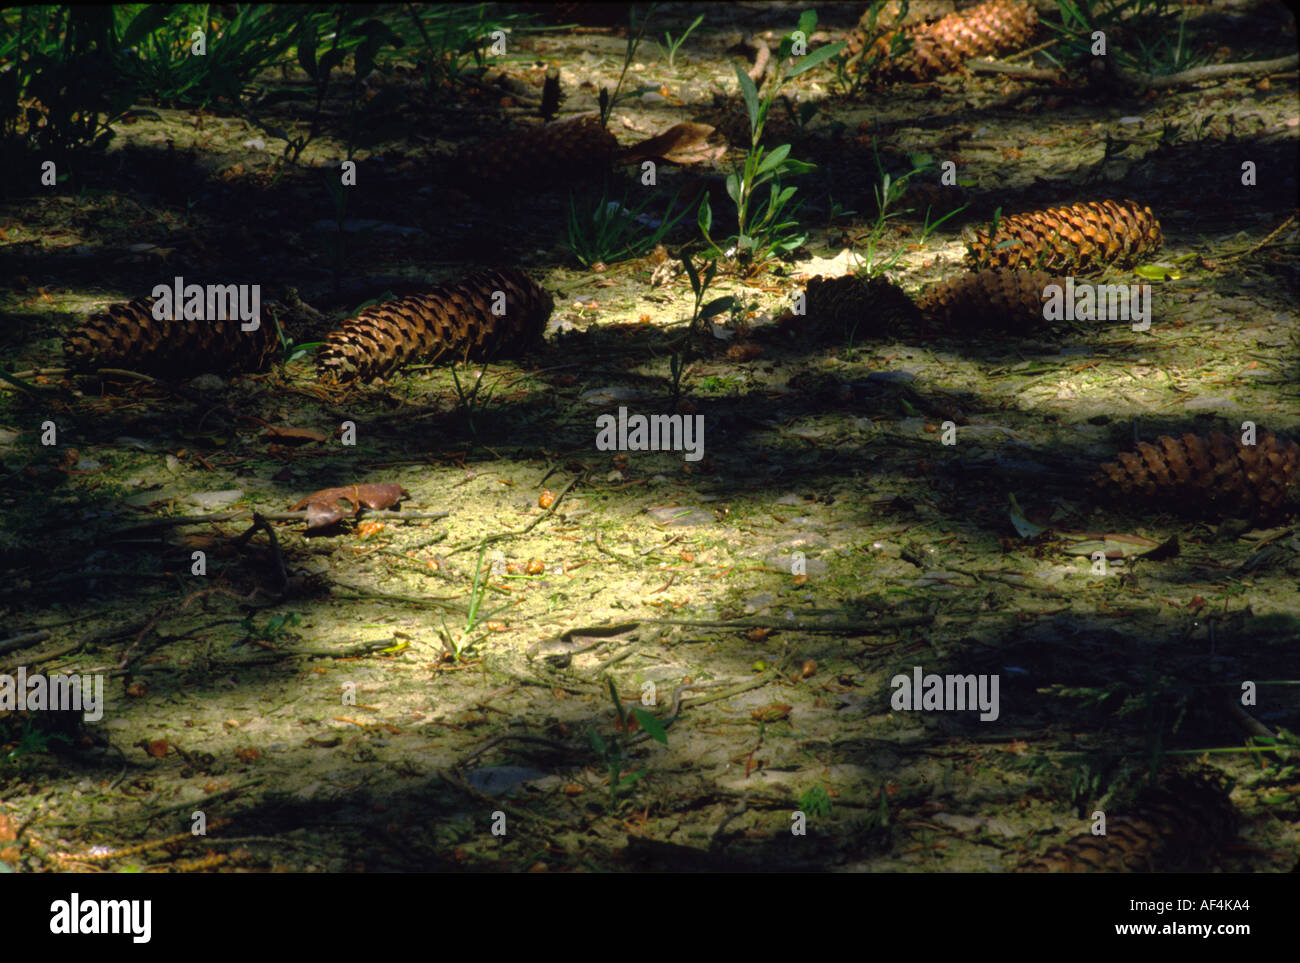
[
  {"xmin": 4, "ymin": 720, "xmax": 72, "ymax": 765},
  {"xmin": 698, "ymin": 10, "xmax": 844, "ymax": 264},
  {"xmin": 589, "ymin": 678, "xmax": 669, "ymax": 812},
  {"xmin": 1043, "ymin": 0, "xmax": 1207, "ymax": 77},
  {"xmin": 669, "ymin": 252, "xmax": 734, "ymax": 403},
  {"xmin": 832, "ymin": 0, "xmax": 913, "ymax": 96},
  {"xmin": 400, "ymin": 3, "xmax": 517, "ymax": 92},
  {"xmin": 437, "ymin": 539, "xmax": 506, "ymax": 661},
  {"xmin": 448, "ymin": 359, "xmax": 497, "ymax": 439},
  {"xmin": 657, "ymin": 12, "xmax": 703, "ymax": 70},
  {"xmin": 565, "ymin": 179, "xmax": 694, "ymax": 267},
  {"xmin": 799, "ymin": 784, "xmax": 833, "ymax": 818},
  {"xmin": 854, "ymin": 150, "xmax": 966, "ymax": 278},
  {"xmin": 240, "ymin": 611, "xmax": 301, "ymax": 644},
  {"xmin": 598, "ymin": 4, "xmax": 663, "ymax": 126}
]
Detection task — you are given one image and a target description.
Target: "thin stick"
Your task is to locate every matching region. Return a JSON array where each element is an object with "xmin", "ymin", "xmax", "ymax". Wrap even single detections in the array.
[{"xmin": 1113, "ymin": 52, "xmax": 1298, "ymax": 91}]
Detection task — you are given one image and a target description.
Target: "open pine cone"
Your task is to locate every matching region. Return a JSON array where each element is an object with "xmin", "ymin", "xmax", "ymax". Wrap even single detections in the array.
[
  {"xmin": 315, "ymin": 268, "xmax": 553, "ymax": 383},
  {"xmin": 916, "ymin": 268, "xmax": 1061, "ymax": 332},
  {"xmin": 778, "ymin": 274, "xmax": 922, "ymax": 343},
  {"xmin": 966, "ymin": 199, "xmax": 1163, "ymax": 274},
  {"xmin": 1092, "ymin": 430, "xmax": 1300, "ymax": 521},
  {"xmin": 63, "ymin": 297, "xmax": 278, "ymax": 376},
  {"xmin": 455, "ymin": 115, "xmax": 619, "ymax": 191},
  {"xmin": 846, "ymin": 0, "xmax": 1038, "ymax": 83},
  {"xmin": 1018, "ymin": 771, "xmax": 1237, "ymax": 873}
]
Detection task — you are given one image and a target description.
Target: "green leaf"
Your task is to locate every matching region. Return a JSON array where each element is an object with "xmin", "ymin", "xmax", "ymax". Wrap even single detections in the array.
[
  {"xmin": 1134, "ymin": 264, "xmax": 1177, "ymax": 280},
  {"xmin": 318, "ymin": 46, "xmax": 346, "ymax": 78},
  {"xmin": 796, "ymin": 10, "xmax": 818, "ymax": 38},
  {"xmin": 701, "ymin": 296, "xmax": 734, "ymax": 320},
  {"xmin": 725, "ymin": 172, "xmax": 740, "ymax": 204},
  {"xmin": 631, "ymin": 709, "xmax": 669, "ymax": 745},
  {"xmin": 755, "ymin": 142, "xmax": 791, "ymax": 177},
  {"xmin": 681, "ymin": 249, "xmax": 701, "ymax": 297},
  {"xmin": 782, "ymin": 158, "xmax": 815, "ymax": 176},
  {"xmin": 121, "ymin": 5, "xmax": 170, "ymax": 50},
  {"xmin": 788, "ymin": 41, "xmax": 845, "ymax": 77},
  {"xmin": 355, "ymin": 38, "xmax": 378, "ymax": 80},
  {"xmin": 1008, "ymin": 493, "xmax": 1045, "ymax": 539},
  {"xmin": 589, "ymin": 728, "xmax": 607, "ymax": 757},
  {"xmin": 297, "ymin": 20, "xmax": 318, "ymax": 79},
  {"xmin": 735, "ymin": 64, "xmax": 760, "ymax": 133},
  {"xmin": 697, "ymin": 196, "xmax": 713, "ymax": 236}
]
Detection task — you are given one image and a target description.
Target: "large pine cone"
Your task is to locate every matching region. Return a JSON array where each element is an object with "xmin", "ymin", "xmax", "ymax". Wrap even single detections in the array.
[
  {"xmin": 916, "ymin": 268, "xmax": 1060, "ymax": 332},
  {"xmin": 779, "ymin": 274, "xmax": 922, "ymax": 343},
  {"xmin": 1092, "ymin": 429, "xmax": 1300, "ymax": 520},
  {"xmin": 966, "ymin": 199, "xmax": 1163, "ymax": 274},
  {"xmin": 846, "ymin": 0, "xmax": 1038, "ymax": 83},
  {"xmin": 1018, "ymin": 772, "xmax": 1237, "ymax": 873},
  {"xmin": 455, "ymin": 115, "xmax": 619, "ymax": 191},
  {"xmin": 316, "ymin": 268, "xmax": 553, "ymax": 383},
  {"xmin": 64, "ymin": 297, "xmax": 278, "ymax": 376}
]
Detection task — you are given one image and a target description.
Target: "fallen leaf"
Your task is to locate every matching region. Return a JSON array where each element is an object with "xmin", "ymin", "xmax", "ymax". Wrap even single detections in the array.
[
  {"xmin": 618, "ymin": 121, "xmax": 723, "ymax": 165},
  {"xmin": 751, "ymin": 703, "xmax": 792, "ymax": 723},
  {"xmin": 264, "ymin": 426, "xmax": 327, "ymax": 445}
]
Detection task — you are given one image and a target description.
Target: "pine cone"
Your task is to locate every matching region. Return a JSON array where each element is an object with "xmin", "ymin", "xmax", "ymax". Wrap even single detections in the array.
[
  {"xmin": 965, "ymin": 199, "xmax": 1163, "ymax": 274},
  {"xmin": 316, "ymin": 268, "xmax": 552, "ymax": 383},
  {"xmin": 456, "ymin": 115, "xmax": 619, "ymax": 191},
  {"xmin": 781, "ymin": 275, "xmax": 922, "ymax": 343},
  {"xmin": 847, "ymin": 0, "xmax": 1038, "ymax": 83},
  {"xmin": 1018, "ymin": 772, "xmax": 1237, "ymax": 873},
  {"xmin": 1092, "ymin": 430, "xmax": 1300, "ymax": 520},
  {"xmin": 916, "ymin": 268, "xmax": 1060, "ymax": 332},
  {"xmin": 64, "ymin": 297, "xmax": 278, "ymax": 376}
]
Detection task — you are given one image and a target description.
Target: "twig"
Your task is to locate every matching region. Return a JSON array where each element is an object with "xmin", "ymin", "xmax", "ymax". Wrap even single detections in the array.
[
  {"xmin": 744, "ymin": 34, "xmax": 771, "ymax": 87},
  {"xmin": 593, "ymin": 529, "xmax": 640, "ymax": 565},
  {"xmin": 0, "ymin": 369, "xmax": 49, "ymax": 398},
  {"xmin": 90, "ymin": 368, "xmax": 270, "ymax": 429},
  {"xmin": 966, "ymin": 58, "xmax": 1063, "ymax": 82},
  {"xmin": 1219, "ymin": 211, "xmax": 1298, "ymax": 265},
  {"xmin": 446, "ymin": 473, "xmax": 584, "ymax": 556},
  {"xmin": 6, "ymin": 367, "xmax": 68, "ymax": 380},
  {"xmin": 233, "ymin": 512, "xmax": 289, "ymax": 597},
  {"xmin": 0, "ymin": 630, "xmax": 50, "ymax": 654},
  {"xmin": 117, "ymin": 587, "xmax": 251, "ymax": 670},
  {"xmin": 1112, "ymin": 53, "xmax": 1298, "ymax": 91},
  {"xmin": 107, "ymin": 509, "xmax": 447, "ymax": 532}
]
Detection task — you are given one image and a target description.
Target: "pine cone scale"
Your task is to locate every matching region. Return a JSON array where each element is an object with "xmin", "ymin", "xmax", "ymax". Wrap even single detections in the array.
[{"xmin": 316, "ymin": 269, "xmax": 552, "ymax": 383}]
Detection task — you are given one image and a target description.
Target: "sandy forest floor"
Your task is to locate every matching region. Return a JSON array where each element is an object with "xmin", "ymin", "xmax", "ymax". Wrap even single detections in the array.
[{"xmin": 1, "ymin": 0, "xmax": 1298, "ymax": 872}]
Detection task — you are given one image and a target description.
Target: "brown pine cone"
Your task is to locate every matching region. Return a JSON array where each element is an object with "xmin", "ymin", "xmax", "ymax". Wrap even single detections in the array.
[
  {"xmin": 64, "ymin": 296, "xmax": 278, "ymax": 376},
  {"xmin": 847, "ymin": 0, "xmax": 1038, "ymax": 83},
  {"xmin": 779, "ymin": 274, "xmax": 922, "ymax": 343},
  {"xmin": 455, "ymin": 115, "xmax": 619, "ymax": 191},
  {"xmin": 965, "ymin": 199, "xmax": 1163, "ymax": 274},
  {"xmin": 916, "ymin": 268, "xmax": 1061, "ymax": 332},
  {"xmin": 1018, "ymin": 771, "xmax": 1237, "ymax": 873},
  {"xmin": 1092, "ymin": 429, "xmax": 1300, "ymax": 521},
  {"xmin": 316, "ymin": 268, "xmax": 552, "ymax": 383}
]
